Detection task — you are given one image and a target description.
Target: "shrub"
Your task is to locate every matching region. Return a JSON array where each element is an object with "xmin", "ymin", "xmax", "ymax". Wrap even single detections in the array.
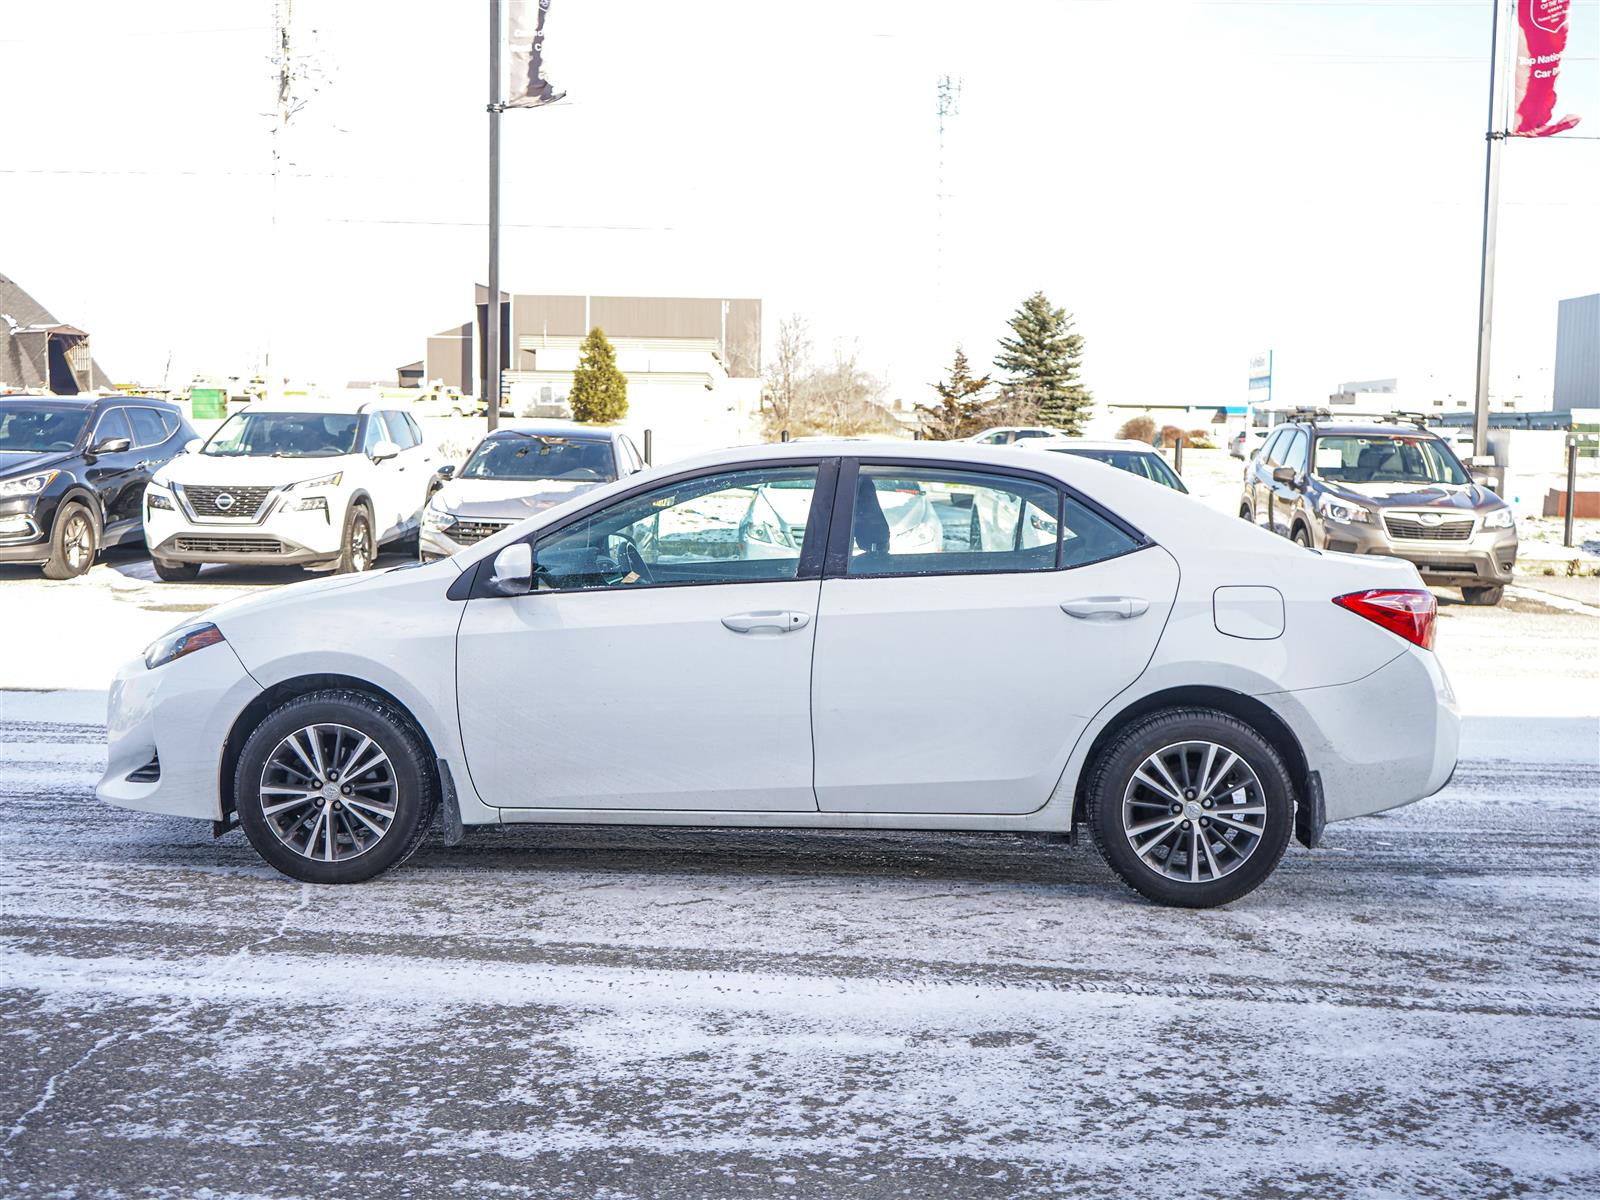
[{"xmin": 1116, "ymin": 415, "xmax": 1156, "ymax": 443}]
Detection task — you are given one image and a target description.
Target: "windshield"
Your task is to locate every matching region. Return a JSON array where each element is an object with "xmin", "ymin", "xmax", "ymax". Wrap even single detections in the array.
[
  {"xmin": 460, "ymin": 435, "xmax": 616, "ymax": 482},
  {"xmin": 202, "ymin": 411, "xmax": 360, "ymax": 458},
  {"xmin": 1050, "ymin": 447, "xmax": 1188, "ymax": 492},
  {"xmin": 0, "ymin": 405, "xmax": 89, "ymax": 453},
  {"xmin": 1313, "ymin": 434, "xmax": 1468, "ymax": 486}
]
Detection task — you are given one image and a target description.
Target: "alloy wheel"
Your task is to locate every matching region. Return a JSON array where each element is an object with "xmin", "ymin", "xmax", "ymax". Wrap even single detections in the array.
[
  {"xmin": 64, "ymin": 514, "xmax": 93, "ymax": 571},
  {"xmin": 1121, "ymin": 740, "xmax": 1267, "ymax": 884},
  {"xmin": 257, "ymin": 723, "xmax": 398, "ymax": 862},
  {"xmin": 351, "ymin": 520, "xmax": 373, "ymax": 571}
]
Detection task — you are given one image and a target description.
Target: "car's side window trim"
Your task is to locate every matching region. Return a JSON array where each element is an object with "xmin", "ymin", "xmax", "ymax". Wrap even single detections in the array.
[
  {"xmin": 458, "ymin": 456, "xmax": 842, "ymax": 600},
  {"xmin": 91, "ymin": 406, "xmax": 132, "ymax": 446},
  {"xmin": 822, "ymin": 456, "xmax": 1151, "ymax": 581}
]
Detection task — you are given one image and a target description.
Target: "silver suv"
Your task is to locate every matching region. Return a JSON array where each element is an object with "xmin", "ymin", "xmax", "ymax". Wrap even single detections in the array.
[{"xmin": 1239, "ymin": 416, "xmax": 1516, "ymax": 605}]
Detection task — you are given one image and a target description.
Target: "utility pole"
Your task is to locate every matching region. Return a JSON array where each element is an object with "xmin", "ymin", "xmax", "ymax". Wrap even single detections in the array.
[
  {"xmin": 1471, "ymin": 0, "xmax": 1512, "ymax": 461},
  {"xmin": 485, "ymin": 0, "xmax": 504, "ymax": 431}
]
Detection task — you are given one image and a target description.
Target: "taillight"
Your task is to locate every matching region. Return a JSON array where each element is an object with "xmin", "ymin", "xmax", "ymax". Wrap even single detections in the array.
[{"xmin": 1332, "ymin": 589, "xmax": 1436, "ymax": 650}]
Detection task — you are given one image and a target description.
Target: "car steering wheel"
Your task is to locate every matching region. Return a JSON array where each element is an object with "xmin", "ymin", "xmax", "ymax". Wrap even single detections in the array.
[{"xmin": 613, "ymin": 535, "xmax": 653, "ymax": 585}]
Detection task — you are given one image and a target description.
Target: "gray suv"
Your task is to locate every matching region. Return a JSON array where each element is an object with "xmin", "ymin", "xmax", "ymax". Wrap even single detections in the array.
[{"xmin": 1239, "ymin": 416, "xmax": 1516, "ymax": 605}]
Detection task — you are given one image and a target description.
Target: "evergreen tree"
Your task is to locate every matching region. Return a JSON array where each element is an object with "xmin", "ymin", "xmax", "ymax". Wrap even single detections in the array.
[
  {"xmin": 568, "ymin": 326, "xmax": 628, "ymax": 423},
  {"xmin": 994, "ymin": 291, "xmax": 1092, "ymax": 432},
  {"xmin": 916, "ymin": 346, "xmax": 992, "ymax": 440}
]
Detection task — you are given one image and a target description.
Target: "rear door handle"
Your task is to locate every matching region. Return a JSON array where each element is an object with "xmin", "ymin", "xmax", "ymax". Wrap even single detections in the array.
[
  {"xmin": 1061, "ymin": 596, "xmax": 1150, "ymax": 620},
  {"xmin": 721, "ymin": 610, "xmax": 811, "ymax": 634}
]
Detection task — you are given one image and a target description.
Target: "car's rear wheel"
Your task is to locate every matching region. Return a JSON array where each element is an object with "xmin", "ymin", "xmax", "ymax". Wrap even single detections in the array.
[
  {"xmin": 1086, "ymin": 708, "xmax": 1294, "ymax": 908},
  {"xmin": 335, "ymin": 503, "xmax": 375, "ymax": 574},
  {"xmin": 42, "ymin": 503, "xmax": 99, "ymax": 579},
  {"xmin": 235, "ymin": 689, "xmax": 437, "ymax": 884},
  {"xmin": 1461, "ymin": 585, "xmax": 1504, "ymax": 606},
  {"xmin": 1239, "ymin": 504, "xmax": 1252, "ymax": 522},
  {"xmin": 151, "ymin": 558, "xmax": 202, "ymax": 582}
]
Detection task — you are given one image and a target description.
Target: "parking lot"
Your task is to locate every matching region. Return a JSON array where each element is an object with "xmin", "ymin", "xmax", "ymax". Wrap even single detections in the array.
[{"xmin": 2, "ymin": 451, "xmax": 1598, "ymax": 1198}]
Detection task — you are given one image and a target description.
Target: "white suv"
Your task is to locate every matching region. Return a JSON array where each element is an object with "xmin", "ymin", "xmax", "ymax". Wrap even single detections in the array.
[{"xmin": 145, "ymin": 397, "xmax": 440, "ymax": 580}]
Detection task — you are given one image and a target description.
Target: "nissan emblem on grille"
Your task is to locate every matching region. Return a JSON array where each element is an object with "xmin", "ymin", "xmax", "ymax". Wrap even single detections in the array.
[{"xmin": 215, "ymin": 493, "xmax": 235, "ymax": 512}]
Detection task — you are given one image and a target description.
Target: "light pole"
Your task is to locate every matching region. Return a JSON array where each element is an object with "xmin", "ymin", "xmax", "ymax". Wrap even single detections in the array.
[
  {"xmin": 485, "ymin": 0, "xmax": 503, "ymax": 432},
  {"xmin": 1471, "ymin": 0, "xmax": 1513, "ymax": 461}
]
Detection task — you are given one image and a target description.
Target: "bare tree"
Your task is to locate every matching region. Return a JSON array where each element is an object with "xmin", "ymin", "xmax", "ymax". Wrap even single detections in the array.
[
  {"xmin": 763, "ymin": 314, "xmax": 812, "ymax": 434},
  {"xmin": 761, "ymin": 319, "xmax": 900, "ymax": 439}
]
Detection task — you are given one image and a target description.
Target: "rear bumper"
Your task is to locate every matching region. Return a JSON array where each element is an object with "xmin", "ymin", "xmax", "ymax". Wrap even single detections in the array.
[{"xmin": 1260, "ymin": 646, "xmax": 1460, "ymax": 824}]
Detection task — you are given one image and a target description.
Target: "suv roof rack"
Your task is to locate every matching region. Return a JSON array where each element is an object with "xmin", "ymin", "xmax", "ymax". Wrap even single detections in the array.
[
  {"xmin": 1287, "ymin": 407, "xmax": 1330, "ymax": 424},
  {"xmin": 1374, "ymin": 411, "xmax": 1430, "ymax": 429}
]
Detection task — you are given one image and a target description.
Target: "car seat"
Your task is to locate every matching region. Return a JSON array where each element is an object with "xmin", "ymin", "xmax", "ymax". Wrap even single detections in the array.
[{"xmin": 852, "ymin": 477, "xmax": 891, "ymax": 559}]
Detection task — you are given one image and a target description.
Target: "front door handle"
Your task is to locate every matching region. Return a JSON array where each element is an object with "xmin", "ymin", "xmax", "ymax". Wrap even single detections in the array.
[
  {"xmin": 1061, "ymin": 596, "xmax": 1149, "ymax": 620},
  {"xmin": 721, "ymin": 610, "xmax": 811, "ymax": 634}
]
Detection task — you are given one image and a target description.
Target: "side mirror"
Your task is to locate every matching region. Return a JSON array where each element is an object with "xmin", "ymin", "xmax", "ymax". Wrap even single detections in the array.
[
  {"xmin": 485, "ymin": 542, "xmax": 533, "ymax": 596},
  {"xmin": 89, "ymin": 436, "xmax": 132, "ymax": 456},
  {"xmin": 1271, "ymin": 466, "xmax": 1299, "ymax": 486},
  {"xmin": 371, "ymin": 439, "xmax": 401, "ymax": 463},
  {"xmin": 436, "ymin": 463, "xmax": 457, "ymax": 480},
  {"xmin": 183, "ymin": 437, "xmax": 204, "ymax": 454}
]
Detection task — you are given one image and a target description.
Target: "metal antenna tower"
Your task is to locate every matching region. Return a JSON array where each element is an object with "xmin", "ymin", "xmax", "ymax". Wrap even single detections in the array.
[{"xmin": 936, "ymin": 75, "xmax": 962, "ymax": 341}]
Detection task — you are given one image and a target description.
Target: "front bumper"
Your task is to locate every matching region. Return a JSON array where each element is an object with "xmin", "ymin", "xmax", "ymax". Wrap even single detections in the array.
[
  {"xmin": 146, "ymin": 496, "xmax": 345, "ymax": 567},
  {"xmin": 1261, "ymin": 646, "xmax": 1460, "ymax": 824},
  {"xmin": 1321, "ymin": 518, "xmax": 1516, "ymax": 587},
  {"xmin": 0, "ymin": 492, "xmax": 58, "ymax": 562},
  {"xmin": 96, "ymin": 638, "xmax": 264, "ymax": 821}
]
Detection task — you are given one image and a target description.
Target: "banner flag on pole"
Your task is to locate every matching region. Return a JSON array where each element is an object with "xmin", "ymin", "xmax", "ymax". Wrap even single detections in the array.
[
  {"xmin": 1510, "ymin": 0, "xmax": 1580, "ymax": 137},
  {"xmin": 507, "ymin": 0, "xmax": 564, "ymax": 108}
]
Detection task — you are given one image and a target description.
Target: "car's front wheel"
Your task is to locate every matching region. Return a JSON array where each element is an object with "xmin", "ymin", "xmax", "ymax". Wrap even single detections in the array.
[
  {"xmin": 1086, "ymin": 708, "xmax": 1294, "ymax": 908},
  {"xmin": 151, "ymin": 558, "xmax": 202, "ymax": 582},
  {"xmin": 42, "ymin": 502, "xmax": 99, "ymax": 579},
  {"xmin": 335, "ymin": 502, "xmax": 375, "ymax": 574},
  {"xmin": 1461, "ymin": 585, "xmax": 1504, "ymax": 606},
  {"xmin": 235, "ymin": 689, "xmax": 438, "ymax": 884}
]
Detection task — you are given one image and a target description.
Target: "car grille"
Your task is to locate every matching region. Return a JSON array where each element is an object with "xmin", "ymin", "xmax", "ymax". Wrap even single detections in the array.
[
  {"xmin": 183, "ymin": 485, "xmax": 273, "ymax": 518},
  {"xmin": 1384, "ymin": 514, "xmax": 1474, "ymax": 541},
  {"xmin": 174, "ymin": 535, "xmax": 285, "ymax": 555},
  {"xmin": 451, "ymin": 519, "xmax": 514, "ymax": 545}
]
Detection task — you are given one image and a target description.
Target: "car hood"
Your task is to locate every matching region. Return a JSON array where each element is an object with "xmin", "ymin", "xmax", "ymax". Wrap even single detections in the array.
[
  {"xmin": 430, "ymin": 476, "xmax": 607, "ymax": 520},
  {"xmin": 0, "ymin": 449, "xmax": 74, "ymax": 478},
  {"xmin": 1324, "ymin": 480, "xmax": 1498, "ymax": 510},
  {"xmin": 199, "ymin": 559, "xmax": 455, "ymax": 630},
  {"xmin": 154, "ymin": 453, "xmax": 358, "ymax": 488}
]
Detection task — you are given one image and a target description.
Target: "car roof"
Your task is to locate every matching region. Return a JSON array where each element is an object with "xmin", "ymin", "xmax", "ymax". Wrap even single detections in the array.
[
  {"xmin": 246, "ymin": 394, "xmax": 377, "ymax": 415},
  {"xmin": 1291, "ymin": 421, "xmax": 1444, "ymax": 439},
  {"xmin": 1027, "ymin": 438, "xmax": 1159, "ymax": 453},
  {"xmin": 483, "ymin": 420, "xmax": 617, "ymax": 440},
  {"xmin": 0, "ymin": 395, "xmax": 99, "ymax": 408}
]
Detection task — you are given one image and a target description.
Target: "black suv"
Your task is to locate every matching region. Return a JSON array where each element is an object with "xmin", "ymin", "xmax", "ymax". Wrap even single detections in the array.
[
  {"xmin": 1239, "ymin": 414, "xmax": 1517, "ymax": 605},
  {"xmin": 0, "ymin": 395, "xmax": 197, "ymax": 578}
]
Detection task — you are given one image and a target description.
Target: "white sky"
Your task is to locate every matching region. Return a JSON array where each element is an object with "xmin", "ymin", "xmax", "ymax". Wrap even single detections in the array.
[{"xmin": 1, "ymin": 0, "xmax": 1596, "ymax": 410}]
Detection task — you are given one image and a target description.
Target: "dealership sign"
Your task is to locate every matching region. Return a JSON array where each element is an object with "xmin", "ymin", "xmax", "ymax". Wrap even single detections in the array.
[
  {"xmin": 1511, "ymin": 0, "xmax": 1580, "ymax": 137},
  {"xmin": 1248, "ymin": 351, "xmax": 1273, "ymax": 405}
]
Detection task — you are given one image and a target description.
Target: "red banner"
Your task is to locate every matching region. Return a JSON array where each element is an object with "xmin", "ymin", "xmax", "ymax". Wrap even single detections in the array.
[{"xmin": 1510, "ymin": 0, "xmax": 1580, "ymax": 137}]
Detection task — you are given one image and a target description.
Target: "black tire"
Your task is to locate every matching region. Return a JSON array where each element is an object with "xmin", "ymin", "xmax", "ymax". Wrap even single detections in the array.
[
  {"xmin": 1239, "ymin": 504, "xmax": 1252, "ymax": 522},
  {"xmin": 1291, "ymin": 524, "xmax": 1312, "ymax": 548},
  {"xmin": 1086, "ymin": 708, "xmax": 1295, "ymax": 908},
  {"xmin": 152, "ymin": 558, "xmax": 202, "ymax": 582},
  {"xmin": 335, "ymin": 502, "xmax": 375, "ymax": 574},
  {"xmin": 1461, "ymin": 585, "xmax": 1504, "ymax": 606},
  {"xmin": 234, "ymin": 689, "xmax": 438, "ymax": 884},
  {"xmin": 42, "ymin": 502, "xmax": 99, "ymax": 579}
]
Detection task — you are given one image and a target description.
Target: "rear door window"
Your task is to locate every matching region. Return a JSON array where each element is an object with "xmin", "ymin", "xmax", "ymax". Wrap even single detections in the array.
[{"xmin": 127, "ymin": 407, "xmax": 170, "ymax": 448}]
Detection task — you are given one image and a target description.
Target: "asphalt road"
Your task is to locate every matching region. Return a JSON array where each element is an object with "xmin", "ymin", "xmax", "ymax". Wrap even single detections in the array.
[{"xmin": 2, "ymin": 685, "xmax": 1597, "ymax": 1199}]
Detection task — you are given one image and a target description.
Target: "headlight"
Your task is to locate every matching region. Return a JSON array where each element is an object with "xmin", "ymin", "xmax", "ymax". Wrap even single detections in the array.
[
  {"xmin": 0, "ymin": 470, "xmax": 58, "ymax": 499},
  {"xmin": 284, "ymin": 472, "xmax": 342, "ymax": 492},
  {"xmin": 1482, "ymin": 507, "xmax": 1514, "ymax": 530},
  {"xmin": 147, "ymin": 489, "xmax": 174, "ymax": 511},
  {"xmin": 423, "ymin": 505, "xmax": 457, "ymax": 531},
  {"xmin": 1319, "ymin": 496, "xmax": 1371, "ymax": 525},
  {"xmin": 144, "ymin": 621, "xmax": 225, "ymax": 670},
  {"xmin": 290, "ymin": 496, "xmax": 328, "ymax": 514}
]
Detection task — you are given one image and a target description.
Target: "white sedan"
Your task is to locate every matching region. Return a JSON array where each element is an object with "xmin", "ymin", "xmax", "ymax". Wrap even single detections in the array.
[{"xmin": 98, "ymin": 441, "xmax": 1459, "ymax": 907}]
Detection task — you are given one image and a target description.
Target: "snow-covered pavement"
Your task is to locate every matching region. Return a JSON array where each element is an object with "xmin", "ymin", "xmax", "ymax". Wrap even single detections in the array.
[{"xmin": 2, "ymin": 592, "xmax": 1597, "ymax": 1197}]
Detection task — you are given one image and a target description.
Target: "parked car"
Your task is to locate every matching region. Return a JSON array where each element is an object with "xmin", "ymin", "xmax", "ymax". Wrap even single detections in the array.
[
  {"xmin": 967, "ymin": 426, "xmax": 1061, "ymax": 445},
  {"xmin": 1240, "ymin": 415, "xmax": 1516, "ymax": 605},
  {"xmin": 145, "ymin": 396, "xmax": 442, "ymax": 580},
  {"xmin": 421, "ymin": 424, "xmax": 644, "ymax": 561},
  {"xmin": 0, "ymin": 394, "xmax": 196, "ymax": 578},
  {"xmin": 1229, "ymin": 428, "xmax": 1271, "ymax": 460},
  {"xmin": 408, "ymin": 388, "xmax": 475, "ymax": 418},
  {"xmin": 99, "ymin": 440, "xmax": 1458, "ymax": 908},
  {"xmin": 1026, "ymin": 438, "xmax": 1188, "ymax": 493}
]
